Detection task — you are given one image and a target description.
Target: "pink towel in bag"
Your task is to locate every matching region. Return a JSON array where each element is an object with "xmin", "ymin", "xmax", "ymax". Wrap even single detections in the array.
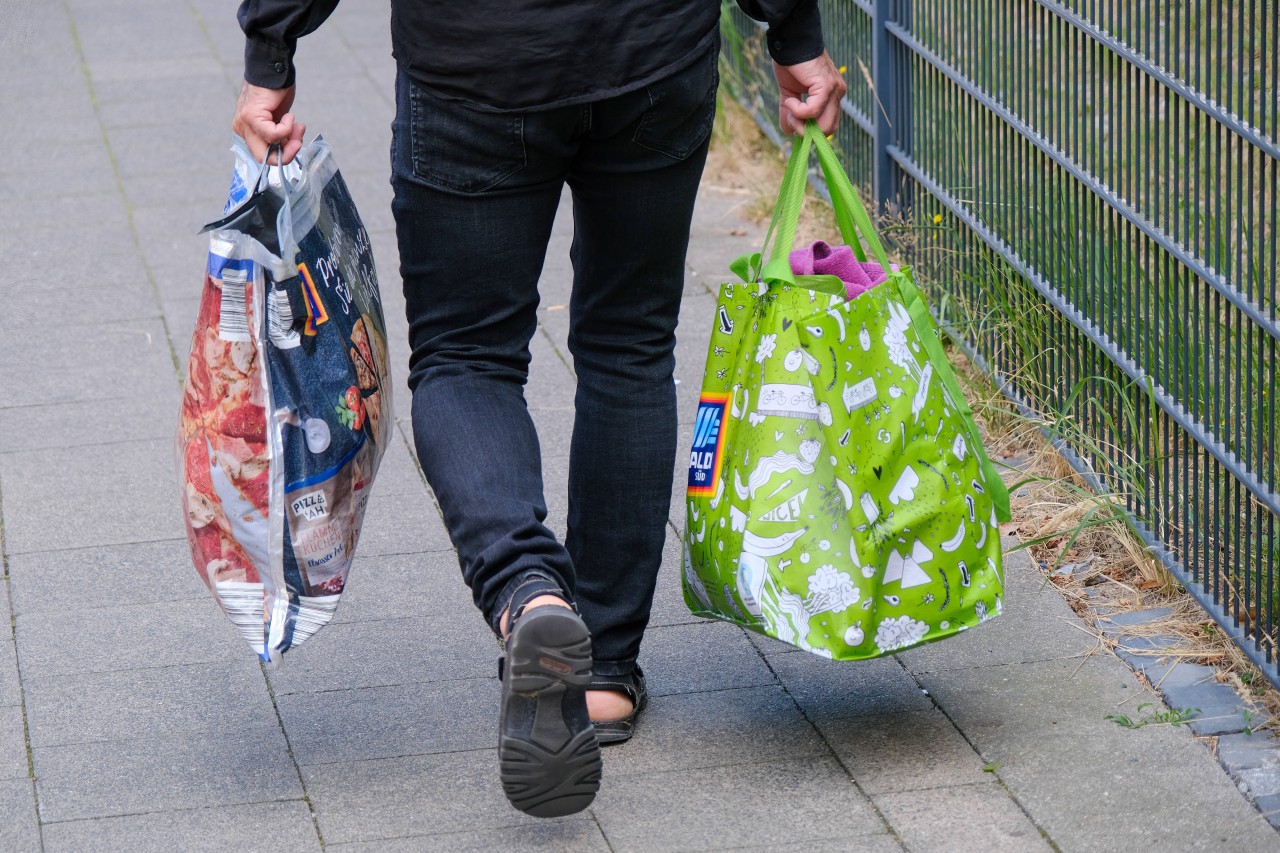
[{"xmin": 789, "ymin": 240, "xmax": 888, "ymax": 300}]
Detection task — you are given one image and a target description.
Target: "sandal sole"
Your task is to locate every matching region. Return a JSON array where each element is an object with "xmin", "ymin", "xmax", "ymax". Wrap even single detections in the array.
[{"xmin": 499, "ymin": 608, "xmax": 601, "ymax": 817}]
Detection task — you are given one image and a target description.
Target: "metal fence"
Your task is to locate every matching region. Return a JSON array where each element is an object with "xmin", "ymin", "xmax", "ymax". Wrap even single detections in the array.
[{"xmin": 722, "ymin": 1, "xmax": 1280, "ymax": 684}]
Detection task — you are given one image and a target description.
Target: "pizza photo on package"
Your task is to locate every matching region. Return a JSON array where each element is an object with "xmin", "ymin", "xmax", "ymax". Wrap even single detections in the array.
[{"xmin": 176, "ymin": 136, "xmax": 391, "ymax": 661}]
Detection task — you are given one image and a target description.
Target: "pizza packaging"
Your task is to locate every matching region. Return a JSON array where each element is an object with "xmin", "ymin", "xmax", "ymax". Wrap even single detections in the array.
[{"xmin": 176, "ymin": 137, "xmax": 391, "ymax": 660}]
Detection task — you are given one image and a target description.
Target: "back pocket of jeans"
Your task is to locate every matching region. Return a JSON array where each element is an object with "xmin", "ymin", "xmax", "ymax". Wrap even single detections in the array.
[
  {"xmin": 409, "ymin": 83, "xmax": 526, "ymax": 193},
  {"xmin": 633, "ymin": 47, "xmax": 719, "ymax": 160}
]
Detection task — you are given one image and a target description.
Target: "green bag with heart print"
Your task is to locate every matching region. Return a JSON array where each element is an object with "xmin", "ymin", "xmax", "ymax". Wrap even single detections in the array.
[{"xmin": 681, "ymin": 123, "xmax": 1011, "ymax": 660}]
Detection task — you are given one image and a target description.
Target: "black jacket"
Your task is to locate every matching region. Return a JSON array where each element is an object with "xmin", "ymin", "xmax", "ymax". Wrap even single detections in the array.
[{"xmin": 239, "ymin": 0, "xmax": 823, "ymax": 111}]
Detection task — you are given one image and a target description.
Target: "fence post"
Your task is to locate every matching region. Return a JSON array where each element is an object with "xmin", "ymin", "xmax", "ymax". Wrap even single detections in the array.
[{"xmin": 872, "ymin": 0, "xmax": 910, "ymax": 214}]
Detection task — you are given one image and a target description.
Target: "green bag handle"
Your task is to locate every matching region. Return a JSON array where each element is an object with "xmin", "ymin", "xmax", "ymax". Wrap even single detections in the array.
[{"xmin": 751, "ymin": 122, "xmax": 1012, "ymax": 521}]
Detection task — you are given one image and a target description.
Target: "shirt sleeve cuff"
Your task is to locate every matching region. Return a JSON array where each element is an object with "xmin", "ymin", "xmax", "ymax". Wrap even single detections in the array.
[
  {"xmin": 765, "ymin": 0, "xmax": 825, "ymax": 66},
  {"xmin": 244, "ymin": 37, "xmax": 296, "ymax": 89}
]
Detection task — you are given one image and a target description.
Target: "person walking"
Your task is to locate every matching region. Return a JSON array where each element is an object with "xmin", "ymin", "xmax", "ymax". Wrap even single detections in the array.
[{"xmin": 232, "ymin": 0, "xmax": 845, "ymax": 818}]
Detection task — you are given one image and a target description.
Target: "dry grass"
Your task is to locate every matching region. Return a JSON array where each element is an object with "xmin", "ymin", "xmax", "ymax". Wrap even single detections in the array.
[{"xmin": 706, "ymin": 89, "xmax": 1280, "ymax": 733}]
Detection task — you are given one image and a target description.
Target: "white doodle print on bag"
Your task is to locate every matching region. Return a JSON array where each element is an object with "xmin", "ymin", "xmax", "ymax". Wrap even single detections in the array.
[
  {"xmin": 734, "ymin": 439, "xmax": 821, "ymax": 500},
  {"xmin": 783, "ymin": 348, "xmax": 822, "ymax": 375},
  {"xmin": 883, "ymin": 301, "xmax": 933, "ymax": 421},
  {"xmin": 804, "ymin": 564, "xmax": 860, "ymax": 613},
  {"xmin": 842, "ymin": 377, "xmax": 878, "ymax": 413},
  {"xmin": 682, "ymin": 539, "xmax": 712, "ymax": 610},
  {"xmin": 755, "ymin": 383, "xmax": 832, "ymax": 424},
  {"xmin": 759, "ymin": 573, "xmax": 833, "ymax": 659},
  {"xmin": 874, "ymin": 614, "xmax": 929, "ymax": 652},
  {"xmin": 735, "ymin": 528, "xmax": 807, "ymax": 615},
  {"xmin": 884, "ymin": 541, "xmax": 934, "ymax": 589},
  {"xmin": 755, "ymin": 333, "xmax": 777, "ymax": 363}
]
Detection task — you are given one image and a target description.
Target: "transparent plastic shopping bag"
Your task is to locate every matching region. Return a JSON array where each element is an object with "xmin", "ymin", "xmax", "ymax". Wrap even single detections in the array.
[{"xmin": 176, "ymin": 137, "xmax": 391, "ymax": 661}]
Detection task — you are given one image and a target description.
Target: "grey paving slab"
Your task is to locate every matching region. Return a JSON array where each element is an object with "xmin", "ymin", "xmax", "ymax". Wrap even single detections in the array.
[
  {"xmin": 8, "ymin": 539, "xmax": 200, "ymax": 617},
  {"xmin": 0, "ymin": 437, "xmax": 185, "ymax": 555},
  {"xmin": 529, "ymin": 405, "xmax": 578, "ymax": 459},
  {"xmin": 124, "ymin": 167, "xmax": 233, "ymax": 212},
  {"xmin": 131, "ymin": 203, "xmax": 222, "ymax": 270},
  {"xmin": 768, "ymin": 652, "xmax": 933, "ymax": 720},
  {"xmin": 921, "ymin": 657, "xmax": 1280, "ymax": 851},
  {"xmin": 0, "ymin": 147, "xmax": 118, "ymax": 204},
  {"xmin": 875, "ymin": 782, "xmax": 1050, "ymax": 853},
  {"xmin": 366, "ymin": 436, "xmax": 427, "ymax": 498},
  {"xmin": 23, "ymin": 660, "xmax": 273, "ymax": 748},
  {"xmin": 0, "ymin": 273, "xmax": 163, "ymax": 337},
  {"xmin": 0, "ymin": 703, "xmax": 29, "ymax": 781},
  {"xmin": 92, "ymin": 72, "xmax": 236, "ymax": 130},
  {"xmin": 605, "ymin": 684, "xmax": 828, "ymax": 778},
  {"xmin": 0, "ymin": 777, "xmax": 40, "ymax": 852},
  {"xmin": 34, "ymin": 724, "xmax": 302, "ymax": 822},
  {"xmin": 279, "ymin": 677, "xmax": 497, "ymax": 766},
  {"xmin": 1160, "ymin": 676, "xmax": 1256, "ymax": 736},
  {"xmin": 3, "ymin": 226, "xmax": 148, "ymax": 296},
  {"xmin": 638, "ymin": 621, "xmax": 777, "ymax": 697},
  {"xmin": 0, "ymin": 388, "xmax": 179, "ymax": 454},
  {"xmin": 1218, "ymin": 731, "xmax": 1280, "ymax": 772},
  {"xmin": 83, "ymin": 55, "xmax": 223, "ymax": 91},
  {"xmin": 0, "ymin": 190, "xmax": 128, "ymax": 237},
  {"xmin": 349, "ymin": 174, "xmax": 398, "ymax": 236},
  {"xmin": 819, "ymin": 708, "xmax": 990, "ymax": 795},
  {"xmin": 894, "ymin": 574, "xmax": 1096, "ymax": 674},
  {"xmin": 41, "ymin": 800, "xmax": 321, "ymax": 853},
  {"xmin": 15, "ymin": 596, "xmax": 242, "ymax": 679},
  {"xmin": 325, "ymin": 822, "xmax": 609, "ymax": 853},
  {"xmin": 351, "ymin": 487, "xmax": 452, "ymax": 557},
  {"xmin": 720, "ymin": 837, "xmax": 904, "ymax": 853},
  {"xmin": 106, "ymin": 122, "xmax": 229, "ymax": 180},
  {"xmin": 265, "ymin": 613, "xmax": 494, "ymax": 696},
  {"xmin": 331, "ymin": 550, "xmax": 477, "ymax": 625},
  {"xmin": 591, "ymin": 757, "xmax": 885, "ymax": 852},
  {"xmin": 302, "ymin": 748, "xmax": 586, "ymax": 844},
  {"xmin": 0, "ymin": 319, "xmax": 177, "ymax": 410}
]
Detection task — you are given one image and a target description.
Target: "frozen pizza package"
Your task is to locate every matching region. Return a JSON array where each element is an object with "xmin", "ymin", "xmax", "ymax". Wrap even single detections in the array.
[{"xmin": 177, "ymin": 136, "xmax": 391, "ymax": 661}]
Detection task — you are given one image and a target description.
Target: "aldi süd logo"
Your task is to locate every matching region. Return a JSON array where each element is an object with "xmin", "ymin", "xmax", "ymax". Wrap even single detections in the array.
[{"xmin": 688, "ymin": 392, "xmax": 730, "ymax": 497}]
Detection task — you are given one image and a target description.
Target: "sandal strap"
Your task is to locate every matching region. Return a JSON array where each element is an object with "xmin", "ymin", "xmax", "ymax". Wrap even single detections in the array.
[{"xmin": 588, "ymin": 666, "xmax": 646, "ymax": 704}]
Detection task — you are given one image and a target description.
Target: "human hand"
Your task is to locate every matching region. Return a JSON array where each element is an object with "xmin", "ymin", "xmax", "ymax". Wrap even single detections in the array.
[
  {"xmin": 232, "ymin": 81, "xmax": 305, "ymax": 164},
  {"xmin": 772, "ymin": 51, "xmax": 847, "ymax": 136}
]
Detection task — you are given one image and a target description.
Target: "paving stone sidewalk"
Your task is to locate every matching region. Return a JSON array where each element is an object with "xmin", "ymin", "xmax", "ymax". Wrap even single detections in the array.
[{"xmin": 2, "ymin": 1, "xmax": 1278, "ymax": 850}]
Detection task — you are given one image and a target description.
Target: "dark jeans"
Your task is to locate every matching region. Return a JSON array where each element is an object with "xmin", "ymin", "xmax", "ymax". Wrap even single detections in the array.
[{"xmin": 389, "ymin": 47, "xmax": 717, "ymax": 677}]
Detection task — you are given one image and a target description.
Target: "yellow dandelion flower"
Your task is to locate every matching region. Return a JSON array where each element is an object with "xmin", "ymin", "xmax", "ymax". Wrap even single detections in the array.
[
  {"xmin": 932, "ymin": 213, "xmax": 943, "ymax": 225},
  {"xmin": 839, "ymin": 65, "xmax": 847, "ymax": 74}
]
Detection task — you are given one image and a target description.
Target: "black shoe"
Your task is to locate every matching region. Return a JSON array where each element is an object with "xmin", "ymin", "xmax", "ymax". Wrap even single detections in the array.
[
  {"xmin": 498, "ymin": 606, "xmax": 602, "ymax": 817},
  {"xmin": 590, "ymin": 665, "xmax": 648, "ymax": 745}
]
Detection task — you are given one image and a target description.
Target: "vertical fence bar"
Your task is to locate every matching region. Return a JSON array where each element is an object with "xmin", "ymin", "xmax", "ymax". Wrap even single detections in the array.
[{"xmin": 872, "ymin": 0, "xmax": 905, "ymax": 213}]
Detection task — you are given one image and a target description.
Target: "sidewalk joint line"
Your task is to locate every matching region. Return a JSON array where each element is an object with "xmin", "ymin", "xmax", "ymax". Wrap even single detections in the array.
[
  {"xmin": 297, "ymin": 744, "xmax": 493, "ymax": 768},
  {"xmin": 59, "ymin": 0, "xmax": 185, "ymax": 391},
  {"xmin": 2, "ymin": 537, "xmax": 188, "ymax": 560},
  {"xmin": 259, "ymin": 662, "xmax": 328, "ymax": 850},
  {"xmin": 1, "ymin": 473, "xmax": 44, "ymax": 848},
  {"xmin": 276, "ymin": 672, "xmax": 497, "ymax": 698},
  {"xmin": 36, "ymin": 796, "xmax": 311, "ymax": 826},
  {"xmin": 746, "ymin": 632, "xmax": 902, "ymax": 846},
  {"xmin": 891, "ymin": 655, "xmax": 1065, "ymax": 852}
]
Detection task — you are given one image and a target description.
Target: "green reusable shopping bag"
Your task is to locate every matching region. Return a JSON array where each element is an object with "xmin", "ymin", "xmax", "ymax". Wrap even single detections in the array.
[{"xmin": 682, "ymin": 123, "xmax": 1011, "ymax": 660}]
